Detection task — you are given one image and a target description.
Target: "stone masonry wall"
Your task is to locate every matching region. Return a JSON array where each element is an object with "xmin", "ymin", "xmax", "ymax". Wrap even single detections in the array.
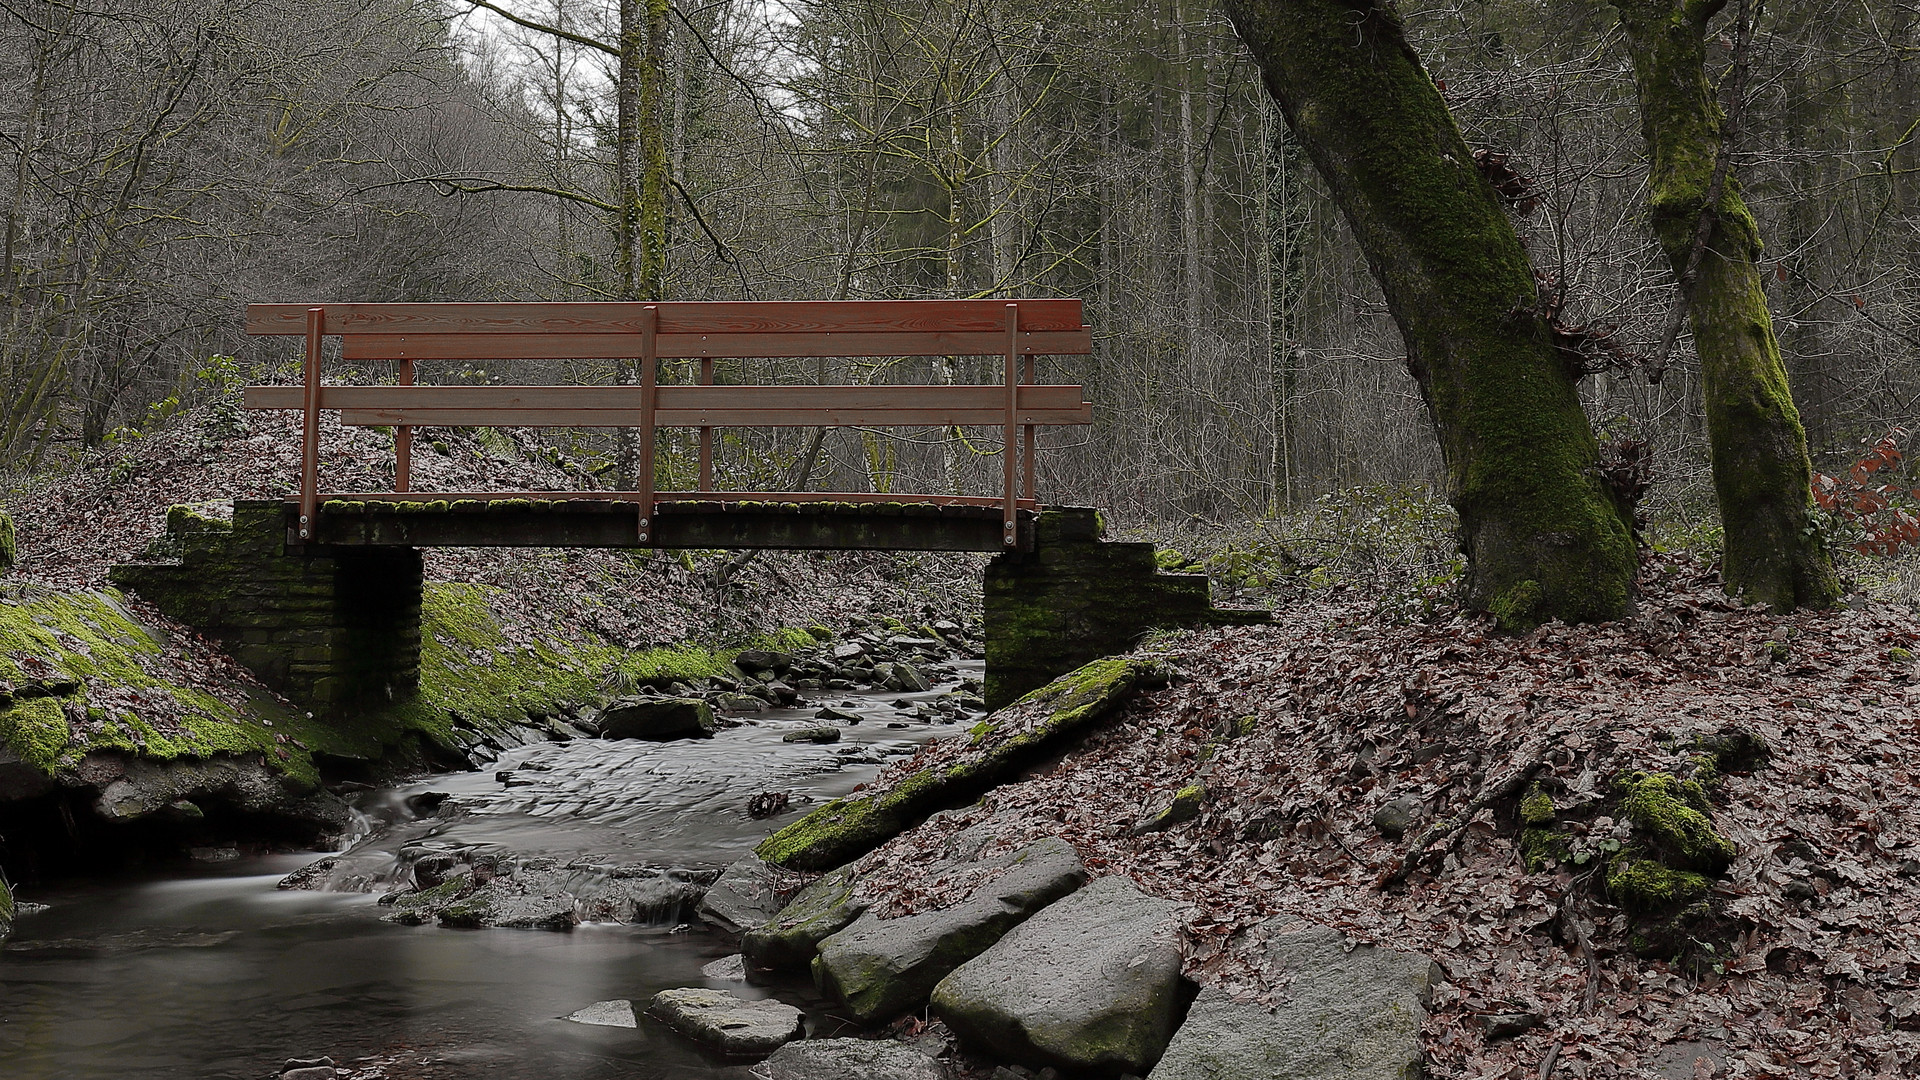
[
  {"xmin": 110, "ymin": 501, "xmax": 421, "ymax": 714},
  {"xmin": 983, "ymin": 509, "xmax": 1269, "ymax": 709}
]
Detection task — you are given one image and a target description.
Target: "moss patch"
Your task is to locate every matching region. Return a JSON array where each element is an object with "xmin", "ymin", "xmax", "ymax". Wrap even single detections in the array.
[
  {"xmin": 1613, "ymin": 770, "xmax": 1735, "ymax": 874},
  {"xmin": 0, "ymin": 587, "xmax": 315, "ymax": 779}
]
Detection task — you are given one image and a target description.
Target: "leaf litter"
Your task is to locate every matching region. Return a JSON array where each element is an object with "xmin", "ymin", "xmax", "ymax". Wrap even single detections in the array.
[{"xmin": 845, "ymin": 558, "xmax": 1920, "ymax": 1078}]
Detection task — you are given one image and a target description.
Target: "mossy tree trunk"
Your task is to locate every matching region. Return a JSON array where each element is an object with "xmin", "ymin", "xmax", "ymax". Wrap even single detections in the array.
[
  {"xmin": 1611, "ymin": 0, "xmax": 1841, "ymax": 611},
  {"xmin": 1224, "ymin": 0, "xmax": 1637, "ymax": 628}
]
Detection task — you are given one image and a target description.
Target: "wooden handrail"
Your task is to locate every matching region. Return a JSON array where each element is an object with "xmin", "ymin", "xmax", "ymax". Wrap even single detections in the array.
[{"xmin": 245, "ymin": 299, "xmax": 1092, "ymax": 548}]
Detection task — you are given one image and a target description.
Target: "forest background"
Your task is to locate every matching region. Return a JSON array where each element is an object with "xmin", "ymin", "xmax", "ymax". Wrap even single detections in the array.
[{"xmin": 3, "ymin": 0, "xmax": 1917, "ymax": 600}]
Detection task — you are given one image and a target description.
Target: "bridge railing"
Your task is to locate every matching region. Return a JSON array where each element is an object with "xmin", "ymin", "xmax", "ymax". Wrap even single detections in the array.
[{"xmin": 242, "ymin": 300, "xmax": 1094, "ymax": 547}]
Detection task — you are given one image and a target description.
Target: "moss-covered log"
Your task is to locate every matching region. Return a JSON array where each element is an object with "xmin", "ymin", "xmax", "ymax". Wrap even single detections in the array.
[
  {"xmin": 1611, "ymin": 0, "xmax": 1840, "ymax": 612},
  {"xmin": 1224, "ymin": 0, "xmax": 1637, "ymax": 629}
]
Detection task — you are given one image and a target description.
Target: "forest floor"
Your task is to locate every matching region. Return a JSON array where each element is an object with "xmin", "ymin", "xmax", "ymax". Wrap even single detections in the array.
[{"xmin": 846, "ymin": 556, "xmax": 1920, "ymax": 1078}]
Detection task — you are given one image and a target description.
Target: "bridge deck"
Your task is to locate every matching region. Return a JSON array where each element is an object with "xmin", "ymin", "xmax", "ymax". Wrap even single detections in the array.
[{"xmin": 287, "ymin": 497, "xmax": 1038, "ymax": 552}]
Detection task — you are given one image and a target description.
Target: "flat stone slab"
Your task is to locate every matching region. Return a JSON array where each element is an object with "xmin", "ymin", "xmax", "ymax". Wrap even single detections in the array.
[
  {"xmin": 743, "ymin": 861, "xmax": 869, "ymax": 971},
  {"xmin": 648, "ymin": 987, "xmax": 804, "ymax": 1055},
  {"xmin": 1147, "ymin": 918, "xmax": 1442, "ymax": 1080},
  {"xmin": 932, "ymin": 874, "xmax": 1190, "ymax": 1074},
  {"xmin": 813, "ymin": 837, "xmax": 1088, "ymax": 1025},
  {"xmin": 698, "ymin": 855, "xmax": 794, "ymax": 935},
  {"xmin": 563, "ymin": 999, "xmax": 637, "ymax": 1028},
  {"xmin": 762, "ymin": 1037, "xmax": 948, "ymax": 1080}
]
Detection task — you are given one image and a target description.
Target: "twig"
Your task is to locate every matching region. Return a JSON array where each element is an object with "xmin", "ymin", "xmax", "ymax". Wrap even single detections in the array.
[
  {"xmin": 1376, "ymin": 742, "xmax": 1554, "ymax": 889},
  {"xmin": 1538, "ymin": 1034, "xmax": 1564, "ymax": 1079}
]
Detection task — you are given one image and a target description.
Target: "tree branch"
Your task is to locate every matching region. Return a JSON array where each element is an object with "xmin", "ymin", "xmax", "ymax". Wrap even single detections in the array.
[{"xmin": 463, "ymin": 0, "xmax": 617, "ymax": 56}]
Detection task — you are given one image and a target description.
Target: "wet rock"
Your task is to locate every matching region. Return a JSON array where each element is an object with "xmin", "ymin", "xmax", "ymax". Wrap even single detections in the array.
[
  {"xmin": 0, "ymin": 746, "xmax": 56, "ymax": 801},
  {"xmin": 782, "ymin": 726, "xmax": 841, "ymax": 744},
  {"xmin": 87, "ymin": 755, "xmax": 352, "ymax": 837},
  {"xmin": 766, "ymin": 681, "xmax": 800, "ymax": 705},
  {"xmin": 1371, "ymin": 795, "xmax": 1421, "ymax": 840},
  {"xmin": 411, "ymin": 852, "xmax": 462, "ymax": 889},
  {"xmin": 280, "ymin": 1069, "xmax": 334, "ymax": 1080},
  {"xmin": 404, "ymin": 791, "xmax": 451, "ymax": 817},
  {"xmin": 564, "ymin": 999, "xmax": 637, "ymax": 1028},
  {"xmin": 648, "ymin": 987, "xmax": 804, "ymax": 1055},
  {"xmin": 437, "ymin": 883, "xmax": 578, "ymax": 930},
  {"xmin": 814, "ymin": 838, "xmax": 1088, "ymax": 1024},
  {"xmin": 597, "ymin": 697, "xmax": 716, "ymax": 740},
  {"xmin": 1148, "ymin": 917, "xmax": 1441, "ymax": 1080},
  {"xmin": 763, "ymin": 1037, "xmax": 948, "ymax": 1080},
  {"xmin": 736, "ymin": 649, "xmax": 795, "ymax": 674},
  {"xmin": 702, "ymin": 953, "xmax": 749, "ymax": 981},
  {"xmin": 932, "ymin": 875, "xmax": 1188, "ymax": 1073},
  {"xmin": 699, "ymin": 855, "xmax": 797, "ymax": 936},
  {"xmin": 715, "ymin": 692, "xmax": 769, "ymax": 712},
  {"xmin": 743, "ymin": 861, "xmax": 869, "ymax": 971},
  {"xmin": 277, "ymin": 857, "xmax": 339, "ymax": 891},
  {"xmin": 815, "ymin": 706, "xmax": 864, "ymax": 724}
]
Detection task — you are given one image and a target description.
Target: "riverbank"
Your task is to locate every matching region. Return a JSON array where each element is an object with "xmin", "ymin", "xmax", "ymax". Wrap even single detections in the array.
[{"xmin": 712, "ymin": 555, "xmax": 1920, "ymax": 1078}]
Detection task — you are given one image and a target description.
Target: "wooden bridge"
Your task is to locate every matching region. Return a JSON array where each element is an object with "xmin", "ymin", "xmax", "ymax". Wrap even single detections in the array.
[
  {"xmin": 112, "ymin": 296, "xmax": 1266, "ymax": 717},
  {"xmin": 240, "ymin": 299, "xmax": 1094, "ymax": 553}
]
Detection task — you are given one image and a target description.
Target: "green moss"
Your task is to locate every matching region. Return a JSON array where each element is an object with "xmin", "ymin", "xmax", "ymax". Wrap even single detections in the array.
[
  {"xmin": 1488, "ymin": 580, "xmax": 1544, "ymax": 632},
  {"xmin": 0, "ymin": 696, "xmax": 71, "ymax": 772},
  {"xmin": 1519, "ymin": 784, "xmax": 1555, "ymax": 826},
  {"xmin": 1613, "ymin": 770, "xmax": 1735, "ymax": 874},
  {"xmin": 0, "ymin": 509, "xmax": 14, "ymax": 573},
  {"xmin": 1606, "ymin": 856, "xmax": 1713, "ymax": 911},
  {"xmin": 0, "ymin": 588, "xmax": 313, "ymax": 777},
  {"xmin": 1232, "ymin": 714, "xmax": 1259, "ymax": 739},
  {"xmin": 165, "ymin": 504, "xmax": 229, "ymax": 533}
]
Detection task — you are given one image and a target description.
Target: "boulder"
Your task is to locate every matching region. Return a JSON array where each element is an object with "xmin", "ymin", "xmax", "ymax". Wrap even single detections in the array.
[
  {"xmin": 436, "ymin": 883, "xmax": 578, "ymax": 931},
  {"xmin": 596, "ymin": 697, "xmax": 715, "ymax": 740},
  {"xmin": 813, "ymin": 838, "xmax": 1088, "ymax": 1024},
  {"xmin": 701, "ymin": 953, "xmax": 749, "ymax": 981},
  {"xmin": 743, "ymin": 861, "xmax": 869, "ymax": 970},
  {"xmin": 782, "ymin": 726, "xmax": 841, "ymax": 744},
  {"xmin": 931, "ymin": 874, "xmax": 1190, "ymax": 1074},
  {"xmin": 815, "ymin": 706, "xmax": 864, "ymax": 724},
  {"xmin": 648, "ymin": 987, "xmax": 804, "ymax": 1055},
  {"xmin": 1148, "ymin": 917, "xmax": 1441, "ymax": 1080},
  {"xmin": 698, "ymin": 855, "xmax": 796, "ymax": 936},
  {"xmin": 763, "ymin": 1037, "xmax": 948, "ymax": 1080},
  {"xmin": 564, "ymin": 999, "xmax": 637, "ymax": 1028},
  {"xmin": 735, "ymin": 649, "xmax": 794, "ymax": 674}
]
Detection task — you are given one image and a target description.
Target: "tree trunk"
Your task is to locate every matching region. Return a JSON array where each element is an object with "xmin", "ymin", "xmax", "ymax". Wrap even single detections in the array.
[
  {"xmin": 1612, "ymin": 0, "xmax": 1840, "ymax": 611},
  {"xmin": 1224, "ymin": 0, "xmax": 1636, "ymax": 628}
]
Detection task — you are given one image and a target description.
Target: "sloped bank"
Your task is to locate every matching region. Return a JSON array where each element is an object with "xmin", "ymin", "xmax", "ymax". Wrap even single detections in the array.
[{"xmin": 688, "ymin": 564, "xmax": 1920, "ymax": 1078}]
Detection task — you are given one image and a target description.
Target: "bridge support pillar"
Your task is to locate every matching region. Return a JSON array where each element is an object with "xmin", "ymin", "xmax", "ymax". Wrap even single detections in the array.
[
  {"xmin": 110, "ymin": 501, "xmax": 422, "ymax": 714},
  {"xmin": 982, "ymin": 509, "xmax": 1269, "ymax": 709}
]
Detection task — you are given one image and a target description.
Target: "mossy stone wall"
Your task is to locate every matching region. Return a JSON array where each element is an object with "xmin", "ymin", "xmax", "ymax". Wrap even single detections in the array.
[
  {"xmin": 982, "ymin": 509, "xmax": 1267, "ymax": 709},
  {"xmin": 110, "ymin": 501, "xmax": 422, "ymax": 714}
]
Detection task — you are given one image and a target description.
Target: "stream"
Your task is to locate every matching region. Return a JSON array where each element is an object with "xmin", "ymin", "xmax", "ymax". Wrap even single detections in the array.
[{"xmin": 0, "ymin": 664, "xmax": 980, "ymax": 1080}]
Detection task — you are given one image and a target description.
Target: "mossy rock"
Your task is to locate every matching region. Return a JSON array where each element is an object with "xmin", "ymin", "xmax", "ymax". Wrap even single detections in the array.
[
  {"xmin": 742, "ymin": 861, "xmax": 869, "ymax": 970},
  {"xmin": 1613, "ymin": 771, "xmax": 1735, "ymax": 874},
  {"xmin": 1517, "ymin": 783, "xmax": 1567, "ymax": 873},
  {"xmin": 756, "ymin": 656, "xmax": 1169, "ymax": 871}
]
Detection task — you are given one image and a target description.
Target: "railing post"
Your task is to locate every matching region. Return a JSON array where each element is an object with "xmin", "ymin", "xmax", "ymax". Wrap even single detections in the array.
[
  {"xmin": 298, "ymin": 306, "xmax": 323, "ymax": 542},
  {"xmin": 1002, "ymin": 303, "xmax": 1019, "ymax": 548},
  {"xmin": 395, "ymin": 357, "xmax": 413, "ymax": 492},
  {"xmin": 698, "ymin": 356, "xmax": 714, "ymax": 493},
  {"xmin": 1023, "ymin": 354, "xmax": 1037, "ymax": 504},
  {"xmin": 637, "ymin": 305, "xmax": 659, "ymax": 543}
]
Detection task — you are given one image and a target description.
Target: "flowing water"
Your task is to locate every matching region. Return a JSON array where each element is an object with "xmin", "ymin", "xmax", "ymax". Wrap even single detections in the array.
[{"xmin": 0, "ymin": 666, "xmax": 979, "ymax": 1080}]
